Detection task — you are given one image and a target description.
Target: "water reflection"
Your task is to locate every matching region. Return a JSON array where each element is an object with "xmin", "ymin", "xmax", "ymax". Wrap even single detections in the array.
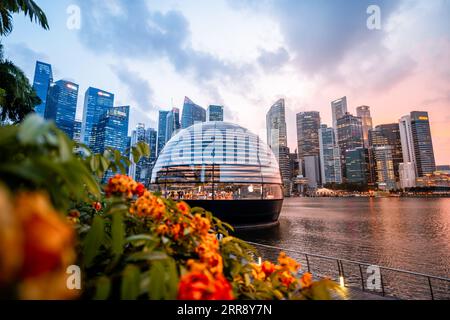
[{"xmin": 236, "ymin": 198, "xmax": 450, "ymax": 278}]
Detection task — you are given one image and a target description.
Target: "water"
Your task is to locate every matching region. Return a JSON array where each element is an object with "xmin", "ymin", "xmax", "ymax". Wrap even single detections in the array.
[{"xmin": 236, "ymin": 197, "xmax": 450, "ymax": 299}]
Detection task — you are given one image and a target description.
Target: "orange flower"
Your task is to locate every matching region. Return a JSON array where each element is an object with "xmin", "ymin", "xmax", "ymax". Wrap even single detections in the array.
[
  {"xmin": 300, "ymin": 272, "xmax": 313, "ymax": 288},
  {"xmin": 129, "ymin": 191, "xmax": 166, "ymax": 219},
  {"xmin": 190, "ymin": 214, "xmax": 211, "ymax": 236},
  {"xmin": 105, "ymin": 174, "xmax": 146, "ymax": 198},
  {"xmin": 279, "ymin": 270, "xmax": 297, "ymax": 288},
  {"xmin": 250, "ymin": 264, "xmax": 266, "ymax": 281},
  {"xmin": 156, "ymin": 224, "xmax": 169, "ymax": 236},
  {"xmin": 135, "ymin": 183, "xmax": 146, "ymax": 197},
  {"xmin": 277, "ymin": 252, "xmax": 300, "ymax": 273},
  {"xmin": 14, "ymin": 193, "xmax": 75, "ymax": 279},
  {"xmin": 176, "ymin": 201, "xmax": 190, "ymax": 215},
  {"xmin": 261, "ymin": 261, "xmax": 277, "ymax": 277},
  {"xmin": 177, "ymin": 272, "xmax": 234, "ymax": 300}
]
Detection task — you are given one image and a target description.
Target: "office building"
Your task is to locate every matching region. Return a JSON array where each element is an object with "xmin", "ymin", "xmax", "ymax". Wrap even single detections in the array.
[
  {"xmin": 207, "ymin": 105, "xmax": 224, "ymax": 121},
  {"xmin": 165, "ymin": 107, "xmax": 181, "ymax": 142},
  {"xmin": 73, "ymin": 120, "xmax": 82, "ymax": 143},
  {"xmin": 399, "ymin": 162, "xmax": 416, "ymax": 189},
  {"xmin": 345, "ymin": 147, "xmax": 369, "ymax": 185},
  {"xmin": 157, "ymin": 110, "xmax": 169, "ymax": 156},
  {"xmin": 331, "ymin": 96, "xmax": 348, "ymax": 130},
  {"xmin": 319, "ymin": 125, "xmax": 342, "ymax": 184},
  {"xmin": 266, "ymin": 99, "xmax": 290, "ymax": 193},
  {"xmin": 356, "ymin": 106, "xmax": 373, "ymax": 148},
  {"xmin": 296, "ymin": 111, "xmax": 321, "ymax": 176},
  {"xmin": 32, "ymin": 61, "xmax": 53, "ymax": 117},
  {"xmin": 336, "ymin": 113, "xmax": 363, "ymax": 178},
  {"xmin": 44, "ymin": 80, "xmax": 79, "ymax": 138},
  {"xmin": 303, "ymin": 155, "xmax": 321, "ymax": 189},
  {"xmin": 181, "ymin": 97, "xmax": 206, "ymax": 129},
  {"xmin": 410, "ymin": 111, "xmax": 436, "ymax": 176},
  {"xmin": 371, "ymin": 146, "xmax": 396, "ymax": 190},
  {"xmin": 81, "ymin": 87, "xmax": 114, "ymax": 148}
]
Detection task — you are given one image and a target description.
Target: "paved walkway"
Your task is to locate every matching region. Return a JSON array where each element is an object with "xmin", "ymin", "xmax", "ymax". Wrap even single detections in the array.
[{"xmin": 335, "ymin": 286, "xmax": 396, "ymax": 300}]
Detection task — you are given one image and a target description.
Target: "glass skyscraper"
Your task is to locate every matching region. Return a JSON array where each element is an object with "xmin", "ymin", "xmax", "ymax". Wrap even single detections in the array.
[
  {"xmin": 73, "ymin": 120, "xmax": 82, "ymax": 143},
  {"xmin": 331, "ymin": 96, "xmax": 348, "ymax": 131},
  {"xmin": 32, "ymin": 61, "xmax": 53, "ymax": 117},
  {"xmin": 319, "ymin": 125, "xmax": 342, "ymax": 184},
  {"xmin": 356, "ymin": 106, "xmax": 373, "ymax": 148},
  {"xmin": 44, "ymin": 80, "xmax": 79, "ymax": 138},
  {"xmin": 266, "ymin": 99, "xmax": 290, "ymax": 194},
  {"xmin": 337, "ymin": 113, "xmax": 364, "ymax": 179},
  {"xmin": 410, "ymin": 111, "xmax": 436, "ymax": 176},
  {"xmin": 81, "ymin": 87, "xmax": 115, "ymax": 148},
  {"xmin": 166, "ymin": 108, "xmax": 181, "ymax": 143},
  {"xmin": 345, "ymin": 147, "xmax": 369, "ymax": 185},
  {"xmin": 157, "ymin": 110, "xmax": 169, "ymax": 156},
  {"xmin": 91, "ymin": 106, "xmax": 130, "ymax": 155},
  {"xmin": 129, "ymin": 124, "xmax": 157, "ymax": 185},
  {"xmin": 181, "ymin": 97, "xmax": 206, "ymax": 129},
  {"xmin": 207, "ymin": 105, "xmax": 224, "ymax": 121}
]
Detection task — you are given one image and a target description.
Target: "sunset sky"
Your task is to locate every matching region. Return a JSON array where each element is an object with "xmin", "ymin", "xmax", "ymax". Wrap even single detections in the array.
[{"xmin": 3, "ymin": 0, "xmax": 449, "ymax": 164}]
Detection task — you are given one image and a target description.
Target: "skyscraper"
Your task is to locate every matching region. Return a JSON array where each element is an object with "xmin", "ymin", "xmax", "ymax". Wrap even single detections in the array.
[
  {"xmin": 345, "ymin": 147, "xmax": 369, "ymax": 185},
  {"xmin": 336, "ymin": 113, "xmax": 364, "ymax": 179},
  {"xmin": 81, "ymin": 87, "xmax": 114, "ymax": 148},
  {"xmin": 32, "ymin": 61, "xmax": 53, "ymax": 117},
  {"xmin": 331, "ymin": 96, "xmax": 348, "ymax": 131},
  {"xmin": 73, "ymin": 120, "xmax": 82, "ymax": 143},
  {"xmin": 129, "ymin": 124, "xmax": 158, "ymax": 185},
  {"xmin": 370, "ymin": 145, "xmax": 396, "ymax": 190},
  {"xmin": 266, "ymin": 99, "xmax": 290, "ymax": 193},
  {"xmin": 91, "ymin": 106, "xmax": 130, "ymax": 155},
  {"xmin": 44, "ymin": 80, "xmax": 79, "ymax": 138},
  {"xmin": 181, "ymin": 97, "xmax": 206, "ymax": 129},
  {"xmin": 399, "ymin": 162, "xmax": 417, "ymax": 189},
  {"xmin": 207, "ymin": 105, "xmax": 224, "ymax": 121},
  {"xmin": 165, "ymin": 107, "xmax": 181, "ymax": 142},
  {"xmin": 319, "ymin": 125, "xmax": 342, "ymax": 184},
  {"xmin": 157, "ymin": 110, "xmax": 169, "ymax": 156},
  {"xmin": 296, "ymin": 111, "xmax": 321, "ymax": 161},
  {"xmin": 356, "ymin": 106, "xmax": 373, "ymax": 148},
  {"xmin": 369, "ymin": 123, "xmax": 403, "ymax": 182},
  {"xmin": 399, "ymin": 112, "xmax": 436, "ymax": 177},
  {"xmin": 410, "ymin": 111, "xmax": 436, "ymax": 176}
]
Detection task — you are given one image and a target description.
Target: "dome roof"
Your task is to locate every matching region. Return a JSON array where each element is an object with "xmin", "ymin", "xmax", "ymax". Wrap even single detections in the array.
[{"xmin": 151, "ymin": 122, "xmax": 283, "ymax": 201}]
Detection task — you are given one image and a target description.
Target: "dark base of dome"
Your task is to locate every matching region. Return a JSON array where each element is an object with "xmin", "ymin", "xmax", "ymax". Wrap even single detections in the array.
[{"xmin": 184, "ymin": 199, "xmax": 283, "ymax": 227}]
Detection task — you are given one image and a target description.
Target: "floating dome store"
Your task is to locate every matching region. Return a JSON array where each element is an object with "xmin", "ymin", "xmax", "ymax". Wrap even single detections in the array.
[{"xmin": 150, "ymin": 122, "xmax": 283, "ymax": 227}]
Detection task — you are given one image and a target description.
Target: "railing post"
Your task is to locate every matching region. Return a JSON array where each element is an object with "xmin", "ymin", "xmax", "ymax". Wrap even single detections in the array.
[
  {"xmin": 305, "ymin": 254, "xmax": 311, "ymax": 273},
  {"xmin": 427, "ymin": 277, "xmax": 434, "ymax": 300},
  {"xmin": 380, "ymin": 270, "xmax": 386, "ymax": 296},
  {"xmin": 359, "ymin": 264, "xmax": 365, "ymax": 291}
]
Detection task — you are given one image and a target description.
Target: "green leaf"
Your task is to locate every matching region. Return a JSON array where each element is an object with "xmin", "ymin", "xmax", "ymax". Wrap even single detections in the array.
[
  {"xmin": 93, "ymin": 276, "xmax": 111, "ymax": 300},
  {"xmin": 17, "ymin": 114, "xmax": 48, "ymax": 144},
  {"xmin": 121, "ymin": 265, "xmax": 141, "ymax": 300},
  {"xmin": 83, "ymin": 216, "xmax": 105, "ymax": 267},
  {"xmin": 111, "ymin": 212, "xmax": 125, "ymax": 257},
  {"xmin": 127, "ymin": 251, "xmax": 168, "ymax": 262}
]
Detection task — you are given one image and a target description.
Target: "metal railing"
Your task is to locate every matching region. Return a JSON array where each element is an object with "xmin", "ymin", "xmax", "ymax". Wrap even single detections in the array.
[{"xmin": 246, "ymin": 241, "xmax": 450, "ymax": 300}]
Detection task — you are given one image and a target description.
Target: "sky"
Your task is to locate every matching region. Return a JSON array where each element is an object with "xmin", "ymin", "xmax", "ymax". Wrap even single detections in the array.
[{"xmin": 2, "ymin": 0, "xmax": 449, "ymax": 164}]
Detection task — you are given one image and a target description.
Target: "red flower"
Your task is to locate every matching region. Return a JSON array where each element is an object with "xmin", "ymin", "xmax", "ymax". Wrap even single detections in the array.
[
  {"xmin": 134, "ymin": 183, "xmax": 146, "ymax": 197},
  {"xmin": 92, "ymin": 202, "xmax": 102, "ymax": 212},
  {"xmin": 177, "ymin": 272, "xmax": 234, "ymax": 300}
]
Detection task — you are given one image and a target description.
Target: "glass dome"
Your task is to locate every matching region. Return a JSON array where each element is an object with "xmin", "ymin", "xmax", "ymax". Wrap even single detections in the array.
[{"xmin": 150, "ymin": 121, "xmax": 283, "ymax": 201}]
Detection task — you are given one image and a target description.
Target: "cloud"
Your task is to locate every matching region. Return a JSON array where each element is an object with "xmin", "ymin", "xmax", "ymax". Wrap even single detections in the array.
[
  {"xmin": 257, "ymin": 47, "xmax": 290, "ymax": 72},
  {"xmin": 75, "ymin": 0, "xmax": 243, "ymax": 82},
  {"xmin": 4, "ymin": 42, "xmax": 49, "ymax": 77},
  {"xmin": 110, "ymin": 64, "xmax": 156, "ymax": 126}
]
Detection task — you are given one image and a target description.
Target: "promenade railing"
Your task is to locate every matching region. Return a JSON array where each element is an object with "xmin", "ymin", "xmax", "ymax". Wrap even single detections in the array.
[{"xmin": 246, "ymin": 241, "xmax": 450, "ymax": 300}]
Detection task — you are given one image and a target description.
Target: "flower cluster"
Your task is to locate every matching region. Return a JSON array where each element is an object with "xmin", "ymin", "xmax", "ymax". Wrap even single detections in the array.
[
  {"xmin": 0, "ymin": 189, "xmax": 77, "ymax": 299},
  {"xmin": 177, "ymin": 272, "xmax": 234, "ymax": 300},
  {"xmin": 250, "ymin": 252, "xmax": 312, "ymax": 291},
  {"xmin": 105, "ymin": 174, "xmax": 145, "ymax": 198},
  {"xmin": 129, "ymin": 191, "xmax": 166, "ymax": 219}
]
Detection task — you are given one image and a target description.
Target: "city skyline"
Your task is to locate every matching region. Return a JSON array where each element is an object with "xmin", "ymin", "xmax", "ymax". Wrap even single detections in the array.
[{"xmin": 3, "ymin": 0, "xmax": 449, "ymax": 164}]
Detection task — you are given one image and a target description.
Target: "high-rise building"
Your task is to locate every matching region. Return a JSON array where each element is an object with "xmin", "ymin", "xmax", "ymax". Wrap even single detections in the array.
[
  {"xmin": 336, "ymin": 113, "xmax": 363, "ymax": 179},
  {"xmin": 81, "ymin": 87, "xmax": 115, "ymax": 148},
  {"xmin": 331, "ymin": 96, "xmax": 348, "ymax": 130},
  {"xmin": 399, "ymin": 112, "xmax": 436, "ymax": 177},
  {"xmin": 157, "ymin": 110, "xmax": 169, "ymax": 156},
  {"xmin": 73, "ymin": 120, "xmax": 82, "ymax": 143},
  {"xmin": 91, "ymin": 106, "xmax": 130, "ymax": 155},
  {"xmin": 399, "ymin": 162, "xmax": 416, "ymax": 189},
  {"xmin": 44, "ymin": 80, "xmax": 79, "ymax": 138},
  {"xmin": 296, "ymin": 111, "xmax": 321, "ymax": 164},
  {"xmin": 345, "ymin": 147, "xmax": 369, "ymax": 185},
  {"xmin": 128, "ymin": 124, "xmax": 158, "ymax": 185},
  {"xmin": 370, "ymin": 124, "xmax": 403, "ymax": 179},
  {"xmin": 319, "ymin": 125, "xmax": 342, "ymax": 184},
  {"xmin": 181, "ymin": 97, "xmax": 206, "ymax": 129},
  {"xmin": 371, "ymin": 146, "xmax": 396, "ymax": 190},
  {"xmin": 266, "ymin": 99, "xmax": 290, "ymax": 193},
  {"xmin": 207, "ymin": 105, "xmax": 224, "ymax": 121},
  {"xmin": 32, "ymin": 61, "xmax": 53, "ymax": 117},
  {"xmin": 356, "ymin": 106, "xmax": 373, "ymax": 148},
  {"xmin": 303, "ymin": 155, "xmax": 321, "ymax": 189},
  {"xmin": 166, "ymin": 107, "xmax": 181, "ymax": 142},
  {"xmin": 410, "ymin": 111, "xmax": 436, "ymax": 176}
]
